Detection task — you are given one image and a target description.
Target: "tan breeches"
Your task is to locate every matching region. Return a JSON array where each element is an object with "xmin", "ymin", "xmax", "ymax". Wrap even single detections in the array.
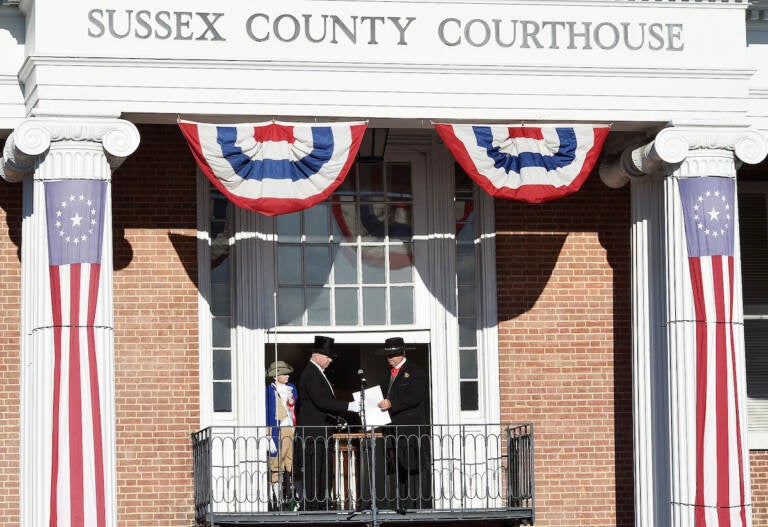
[{"xmin": 269, "ymin": 427, "xmax": 295, "ymax": 483}]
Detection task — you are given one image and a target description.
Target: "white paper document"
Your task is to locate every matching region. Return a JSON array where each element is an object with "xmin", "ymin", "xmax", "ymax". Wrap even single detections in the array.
[{"xmin": 352, "ymin": 385, "xmax": 391, "ymax": 427}]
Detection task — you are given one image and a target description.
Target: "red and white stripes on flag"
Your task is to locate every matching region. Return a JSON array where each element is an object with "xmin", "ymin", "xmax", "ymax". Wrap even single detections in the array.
[
  {"xmin": 678, "ymin": 176, "xmax": 749, "ymax": 527},
  {"xmin": 49, "ymin": 263, "xmax": 106, "ymax": 527},
  {"xmin": 45, "ymin": 180, "xmax": 108, "ymax": 527}
]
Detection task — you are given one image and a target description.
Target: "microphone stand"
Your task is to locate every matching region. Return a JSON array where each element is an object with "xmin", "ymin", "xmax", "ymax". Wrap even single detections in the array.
[{"xmin": 358, "ymin": 371, "xmax": 378, "ymax": 527}]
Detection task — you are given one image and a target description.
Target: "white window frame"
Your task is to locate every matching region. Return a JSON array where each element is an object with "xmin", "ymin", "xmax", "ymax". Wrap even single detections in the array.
[
  {"xmin": 197, "ymin": 171, "xmax": 237, "ymax": 427},
  {"xmin": 196, "ymin": 130, "xmax": 500, "ymax": 429}
]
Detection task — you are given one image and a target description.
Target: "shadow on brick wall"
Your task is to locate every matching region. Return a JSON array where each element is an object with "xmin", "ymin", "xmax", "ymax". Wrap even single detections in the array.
[{"xmin": 0, "ymin": 138, "xmax": 22, "ymax": 262}]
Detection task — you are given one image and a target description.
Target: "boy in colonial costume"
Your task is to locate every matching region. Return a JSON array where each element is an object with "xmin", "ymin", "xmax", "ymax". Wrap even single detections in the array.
[{"xmin": 266, "ymin": 360, "xmax": 298, "ymax": 510}]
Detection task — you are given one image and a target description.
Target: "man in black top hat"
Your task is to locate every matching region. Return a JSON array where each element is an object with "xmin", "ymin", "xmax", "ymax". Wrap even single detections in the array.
[
  {"xmin": 297, "ymin": 335, "xmax": 360, "ymax": 510},
  {"xmin": 377, "ymin": 337, "xmax": 431, "ymax": 511}
]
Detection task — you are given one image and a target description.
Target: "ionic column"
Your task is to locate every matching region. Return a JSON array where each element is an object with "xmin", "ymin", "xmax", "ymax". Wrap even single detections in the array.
[
  {"xmin": 2, "ymin": 117, "xmax": 140, "ymax": 527},
  {"xmin": 600, "ymin": 126, "xmax": 767, "ymax": 527}
]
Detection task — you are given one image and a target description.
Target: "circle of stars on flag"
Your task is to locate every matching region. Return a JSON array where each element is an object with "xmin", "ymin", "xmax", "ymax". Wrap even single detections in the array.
[
  {"xmin": 692, "ymin": 189, "xmax": 731, "ymax": 238},
  {"xmin": 54, "ymin": 193, "xmax": 98, "ymax": 245}
]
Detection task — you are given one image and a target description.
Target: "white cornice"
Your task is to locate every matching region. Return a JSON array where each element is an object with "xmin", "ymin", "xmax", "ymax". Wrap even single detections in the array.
[
  {"xmin": 318, "ymin": 0, "xmax": 748, "ymax": 7},
  {"xmin": 17, "ymin": 55, "xmax": 756, "ymax": 81}
]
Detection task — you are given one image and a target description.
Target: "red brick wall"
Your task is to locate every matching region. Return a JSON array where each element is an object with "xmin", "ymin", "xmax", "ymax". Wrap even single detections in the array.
[
  {"xmin": 0, "ymin": 126, "xmax": 199, "ymax": 526},
  {"xmin": 3, "ymin": 128, "xmax": 768, "ymax": 527},
  {"xmin": 752, "ymin": 451, "xmax": 768, "ymax": 525},
  {"xmin": 111, "ymin": 124, "xmax": 199, "ymax": 527},
  {"xmin": 0, "ymin": 136, "xmax": 21, "ymax": 526},
  {"xmin": 495, "ymin": 175, "xmax": 635, "ymax": 526}
]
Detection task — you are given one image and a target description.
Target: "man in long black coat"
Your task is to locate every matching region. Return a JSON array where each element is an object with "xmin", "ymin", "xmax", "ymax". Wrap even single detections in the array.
[
  {"xmin": 297, "ymin": 335, "xmax": 359, "ymax": 510},
  {"xmin": 377, "ymin": 337, "xmax": 431, "ymax": 511}
]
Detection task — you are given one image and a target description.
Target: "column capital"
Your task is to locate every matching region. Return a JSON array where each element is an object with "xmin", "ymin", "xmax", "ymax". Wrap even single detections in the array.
[
  {"xmin": 599, "ymin": 125, "xmax": 768, "ymax": 188},
  {"xmin": 1, "ymin": 117, "xmax": 140, "ymax": 182},
  {"xmin": 653, "ymin": 125, "xmax": 767, "ymax": 165}
]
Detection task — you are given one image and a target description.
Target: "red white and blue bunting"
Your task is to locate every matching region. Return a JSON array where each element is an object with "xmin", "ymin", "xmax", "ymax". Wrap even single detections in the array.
[
  {"xmin": 179, "ymin": 119, "xmax": 367, "ymax": 216},
  {"xmin": 434, "ymin": 124, "xmax": 610, "ymax": 203}
]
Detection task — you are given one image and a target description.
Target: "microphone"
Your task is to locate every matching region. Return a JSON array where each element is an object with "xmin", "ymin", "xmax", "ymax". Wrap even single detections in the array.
[{"xmin": 357, "ymin": 368, "xmax": 367, "ymax": 386}]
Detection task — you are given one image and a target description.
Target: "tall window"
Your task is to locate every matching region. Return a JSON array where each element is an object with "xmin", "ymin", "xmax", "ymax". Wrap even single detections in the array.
[
  {"xmin": 276, "ymin": 162, "xmax": 415, "ymax": 326},
  {"xmin": 209, "ymin": 190, "xmax": 233, "ymax": 413},
  {"xmin": 455, "ymin": 165, "xmax": 479, "ymax": 411},
  {"xmin": 739, "ymin": 184, "xmax": 768, "ymax": 446}
]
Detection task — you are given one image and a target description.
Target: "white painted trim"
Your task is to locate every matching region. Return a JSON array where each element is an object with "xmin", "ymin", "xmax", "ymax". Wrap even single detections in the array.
[
  {"xmin": 196, "ymin": 172, "xmax": 236, "ymax": 426},
  {"xmin": 18, "ymin": 56, "xmax": 757, "ymax": 79},
  {"xmin": 426, "ymin": 137, "xmax": 461, "ymax": 425},
  {"xmin": 233, "ymin": 206, "xmax": 263, "ymax": 426},
  {"xmin": 476, "ymin": 179, "xmax": 500, "ymax": 424},
  {"xmin": 195, "ymin": 172, "xmax": 215, "ymax": 428}
]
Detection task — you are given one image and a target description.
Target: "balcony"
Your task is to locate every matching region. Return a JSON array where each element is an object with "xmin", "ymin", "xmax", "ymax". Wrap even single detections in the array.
[{"xmin": 191, "ymin": 423, "xmax": 534, "ymax": 526}]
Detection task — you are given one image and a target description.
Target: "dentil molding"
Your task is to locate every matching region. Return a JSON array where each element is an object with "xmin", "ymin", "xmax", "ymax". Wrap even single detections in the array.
[
  {"xmin": 599, "ymin": 125, "xmax": 768, "ymax": 188},
  {"xmin": 0, "ymin": 117, "xmax": 140, "ymax": 182}
]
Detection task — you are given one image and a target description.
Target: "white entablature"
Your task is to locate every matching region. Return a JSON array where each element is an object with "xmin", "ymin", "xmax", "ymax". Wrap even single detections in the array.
[{"xmin": 0, "ymin": 0, "xmax": 751, "ymax": 129}]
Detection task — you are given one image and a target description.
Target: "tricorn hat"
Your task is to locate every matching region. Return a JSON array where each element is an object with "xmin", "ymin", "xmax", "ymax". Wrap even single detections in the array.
[
  {"xmin": 266, "ymin": 360, "xmax": 294, "ymax": 378},
  {"xmin": 378, "ymin": 337, "xmax": 414, "ymax": 357},
  {"xmin": 311, "ymin": 335, "xmax": 337, "ymax": 358}
]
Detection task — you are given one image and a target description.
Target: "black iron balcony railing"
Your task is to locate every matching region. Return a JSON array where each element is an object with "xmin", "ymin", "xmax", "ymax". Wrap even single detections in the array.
[{"xmin": 191, "ymin": 423, "xmax": 534, "ymax": 525}]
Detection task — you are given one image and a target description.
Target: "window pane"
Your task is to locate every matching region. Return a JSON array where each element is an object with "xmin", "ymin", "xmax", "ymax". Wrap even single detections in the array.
[
  {"xmin": 386, "ymin": 163, "xmax": 412, "ymax": 199},
  {"xmin": 212, "ymin": 197, "xmax": 229, "ymax": 219},
  {"xmin": 358, "ymin": 164, "xmax": 384, "ymax": 196},
  {"xmin": 333, "ymin": 245, "xmax": 357, "ymax": 284},
  {"xmin": 360, "ymin": 204, "xmax": 387, "ymax": 242},
  {"xmin": 460, "ymin": 381, "xmax": 479, "ymax": 411},
  {"xmin": 331, "ymin": 202, "xmax": 358, "ymax": 241},
  {"xmin": 212, "ymin": 349, "xmax": 231, "ymax": 380},
  {"xmin": 454, "ymin": 199, "xmax": 474, "ymax": 226},
  {"xmin": 335, "ymin": 289, "xmax": 359, "ymax": 325},
  {"xmin": 211, "ymin": 257, "xmax": 230, "ymax": 284},
  {"xmin": 459, "ymin": 319, "xmax": 477, "ymax": 347},
  {"xmin": 455, "ymin": 164, "xmax": 474, "ymax": 193},
  {"xmin": 210, "ymin": 284, "xmax": 230, "ymax": 316},
  {"xmin": 459, "ymin": 349, "xmax": 478, "ymax": 378},
  {"xmin": 213, "ymin": 382, "xmax": 232, "ymax": 413},
  {"xmin": 362, "ymin": 250, "xmax": 386, "ymax": 284},
  {"xmin": 212, "ymin": 316, "xmax": 231, "ymax": 348},
  {"xmin": 305, "ymin": 203, "xmax": 330, "ymax": 242},
  {"xmin": 739, "ymin": 193, "xmax": 768, "ymax": 306},
  {"xmin": 273, "ymin": 159, "xmax": 417, "ymax": 328},
  {"xmin": 363, "ymin": 288, "xmax": 386, "ymax": 325},
  {"xmin": 337, "ymin": 169, "xmax": 356, "ymax": 193},
  {"xmin": 457, "ymin": 244, "xmax": 475, "ymax": 284},
  {"xmin": 388, "ymin": 205, "xmax": 412, "ymax": 241},
  {"xmin": 746, "ymin": 319, "xmax": 768, "ymax": 398},
  {"xmin": 307, "ymin": 288, "xmax": 331, "ymax": 325},
  {"xmin": 277, "ymin": 212, "xmax": 302, "ymax": 242},
  {"xmin": 458, "ymin": 286, "xmax": 476, "ymax": 317},
  {"xmin": 278, "ymin": 245, "xmax": 302, "ymax": 284},
  {"xmin": 210, "ymin": 227, "xmax": 230, "ymax": 269},
  {"xmin": 278, "ymin": 287, "xmax": 304, "ymax": 326},
  {"xmin": 305, "ymin": 245, "xmax": 331, "ymax": 285},
  {"xmin": 389, "ymin": 244, "xmax": 413, "ymax": 283},
  {"xmin": 390, "ymin": 286, "xmax": 414, "ymax": 325}
]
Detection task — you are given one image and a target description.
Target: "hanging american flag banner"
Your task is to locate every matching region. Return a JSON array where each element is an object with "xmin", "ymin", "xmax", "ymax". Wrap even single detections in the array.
[
  {"xmin": 433, "ymin": 124, "xmax": 610, "ymax": 203},
  {"xmin": 678, "ymin": 176, "xmax": 749, "ymax": 527},
  {"xmin": 44, "ymin": 179, "xmax": 108, "ymax": 527},
  {"xmin": 179, "ymin": 120, "xmax": 367, "ymax": 216}
]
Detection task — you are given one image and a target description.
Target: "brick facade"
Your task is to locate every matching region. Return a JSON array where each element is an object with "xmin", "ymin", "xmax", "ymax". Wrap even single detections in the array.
[
  {"xmin": 111, "ymin": 125, "xmax": 199, "ymax": 526},
  {"xmin": 0, "ymin": 141, "xmax": 21, "ymax": 526},
  {"xmin": 496, "ymin": 177, "xmax": 634, "ymax": 526},
  {"xmin": 0, "ymin": 127, "xmax": 766, "ymax": 526}
]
